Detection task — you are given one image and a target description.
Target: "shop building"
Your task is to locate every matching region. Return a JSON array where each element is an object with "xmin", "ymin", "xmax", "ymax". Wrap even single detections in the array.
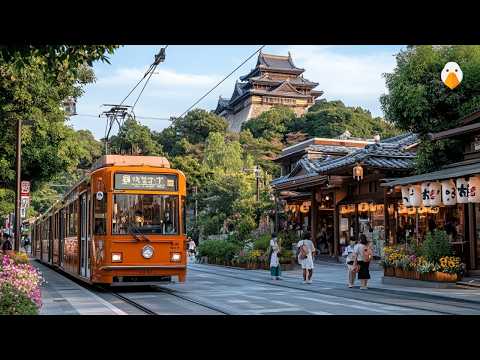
[
  {"xmin": 271, "ymin": 132, "xmax": 418, "ymax": 258},
  {"xmin": 382, "ymin": 110, "xmax": 480, "ymax": 273}
]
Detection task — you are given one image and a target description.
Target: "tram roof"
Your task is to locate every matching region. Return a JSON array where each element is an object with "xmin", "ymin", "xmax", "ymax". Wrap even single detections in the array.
[{"xmin": 90, "ymin": 155, "xmax": 170, "ymax": 172}]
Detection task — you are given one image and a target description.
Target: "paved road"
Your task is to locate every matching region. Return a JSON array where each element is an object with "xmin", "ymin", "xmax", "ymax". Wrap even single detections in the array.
[
  {"xmin": 36, "ymin": 259, "xmax": 480, "ymax": 315},
  {"xmin": 109, "ymin": 263, "xmax": 480, "ymax": 315}
]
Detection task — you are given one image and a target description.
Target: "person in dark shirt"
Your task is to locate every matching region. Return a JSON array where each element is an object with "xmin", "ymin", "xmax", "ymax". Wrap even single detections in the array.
[{"xmin": 2, "ymin": 233, "xmax": 13, "ymax": 252}]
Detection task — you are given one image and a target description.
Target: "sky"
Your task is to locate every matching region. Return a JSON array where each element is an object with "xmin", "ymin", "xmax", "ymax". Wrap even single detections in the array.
[{"xmin": 70, "ymin": 45, "xmax": 406, "ymax": 139}]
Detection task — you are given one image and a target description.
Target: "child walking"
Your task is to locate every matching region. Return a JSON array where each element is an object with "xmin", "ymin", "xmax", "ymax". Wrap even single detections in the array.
[{"xmin": 342, "ymin": 238, "xmax": 357, "ymax": 288}]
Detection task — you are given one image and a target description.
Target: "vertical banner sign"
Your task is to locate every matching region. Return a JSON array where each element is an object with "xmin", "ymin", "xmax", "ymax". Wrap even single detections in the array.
[
  {"xmin": 468, "ymin": 176, "xmax": 480, "ymax": 203},
  {"xmin": 429, "ymin": 182, "xmax": 442, "ymax": 206},
  {"xmin": 401, "ymin": 186, "xmax": 411, "ymax": 207},
  {"xmin": 421, "ymin": 182, "xmax": 431, "ymax": 207},
  {"xmin": 408, "ymin": 185, "xmax": 422, "ymax": 207},
  {"xmin": 20, "ymin": 181, "xmax": 30, "ymax": 196},
  {"xmin": 441, "ymin": 179, "xmax": 457, "ymax": 205},
  {"xmin": 456, "ymin": 178, "xmax": 469, "ymax": 204}
]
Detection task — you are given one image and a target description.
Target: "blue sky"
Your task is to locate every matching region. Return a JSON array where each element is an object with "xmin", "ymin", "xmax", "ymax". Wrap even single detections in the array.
[{"xmin": 70, "ymin": 45, "xmax": 406, "ymax": 139}]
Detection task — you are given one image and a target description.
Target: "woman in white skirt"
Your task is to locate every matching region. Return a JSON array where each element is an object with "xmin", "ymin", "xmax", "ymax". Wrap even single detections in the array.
[
  {"xmin": 342, "ymin": 238, "xmax": 357, "ymax": 288},
  {"xmin": 297, "ymin": 231, "xmax": 316, "ymax": 284}
]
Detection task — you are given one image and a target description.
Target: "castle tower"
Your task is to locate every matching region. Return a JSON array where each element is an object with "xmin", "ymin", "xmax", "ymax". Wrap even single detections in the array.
[{"xmin": 214, "ymin": 52, "xmax": 323, "ymax": 132}]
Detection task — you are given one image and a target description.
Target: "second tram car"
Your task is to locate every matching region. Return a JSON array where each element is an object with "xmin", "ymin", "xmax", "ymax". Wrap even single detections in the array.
[{"xmin": 31, "ymin": 155, "xmax": 187, "ymax": 284}]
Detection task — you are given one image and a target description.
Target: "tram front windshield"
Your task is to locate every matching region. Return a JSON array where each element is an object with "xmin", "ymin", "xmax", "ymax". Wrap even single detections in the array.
[{"xmin": 112, "ymin": 194, "xmax": 178, "ymax": 235}]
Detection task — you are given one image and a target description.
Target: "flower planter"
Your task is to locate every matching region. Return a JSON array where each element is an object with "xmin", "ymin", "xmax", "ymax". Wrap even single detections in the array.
[
  {"xmin": 433, "ymin": 272, "xmax": 458, "ymax": 282},
  {"xmin": 384, "ymin": 267, "xmax": 395, "ymax": 277},
  {"xmin": 395, "ymin": 268, "xmax": 404, "ymax": 278}
]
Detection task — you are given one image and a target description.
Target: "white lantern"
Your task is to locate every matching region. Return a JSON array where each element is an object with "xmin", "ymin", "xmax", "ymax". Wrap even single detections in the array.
[
  {"xmin": 456, "ymin": 178, "xmax": 469, "ymax": 204},
  {"xmin": 401, "ymin": 186, "xmax": 411, "ymax": 207},
  {"xmin": 408, "ymin": 185, "xmax": 422, "ymax": 207},
  {"xmin": 429, "ymin": 182, "xmax": 442, "ymax": 206},
  {"xmin": 441, "ymin": 179, "xmax": 457, "ymax": 206},
  {"xmin": 468, "ymin": 176, "xmax": 480, "ymax": 203},
  {"xmin": 421, "ymin": 182, "xmax": 431, "ymax": 207}
]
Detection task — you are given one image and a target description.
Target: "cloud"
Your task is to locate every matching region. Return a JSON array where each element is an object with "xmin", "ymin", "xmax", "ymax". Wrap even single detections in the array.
[
  {"xmin": 96, "ymin": 67, "xmax": 219, "ymax": 89},
  {"xmin": 287, "ymin": 45, "xmax": 398, "ymax": 116}
]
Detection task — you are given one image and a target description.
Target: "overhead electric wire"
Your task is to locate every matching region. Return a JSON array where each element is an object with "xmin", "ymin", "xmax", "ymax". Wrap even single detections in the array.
[
  {"xmin": 78, "ymin": 113, "xmax": 171, "ymax": 121},
  {"xmin": 177, "ymin": 45, "xmax": 266, "ymax": 119}
]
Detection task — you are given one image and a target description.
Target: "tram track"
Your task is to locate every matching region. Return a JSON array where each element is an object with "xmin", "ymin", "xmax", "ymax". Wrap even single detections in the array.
[
  {"xmin": 187, "ymin": 265, "xmax": 480, "ymax": 315},
  {"xmin": 102, "ymin": 285, "xmax": 231, "ymax": 315}
]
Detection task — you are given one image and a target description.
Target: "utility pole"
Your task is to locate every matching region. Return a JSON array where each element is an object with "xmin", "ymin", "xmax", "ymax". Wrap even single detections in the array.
[
  {"xmin": 14, "ymin": 118, "xmax": 22, "ymax": 251},
  {"xmin": 193, "ymin": 186, "xmax": 198, "ymax": 225},
  {"xmin": 255, "ymin": 165, "xmax": 260, "ymax": 202}
]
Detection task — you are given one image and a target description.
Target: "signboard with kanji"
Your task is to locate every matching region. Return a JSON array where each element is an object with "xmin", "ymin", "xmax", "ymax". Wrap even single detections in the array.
[
  {"xmin": 21, "ymin": 181, "xmax": 30, "ymax": 195},
  {"xmin": 114, "ymin": 173, "xmax": 178, "ymax": 191}
]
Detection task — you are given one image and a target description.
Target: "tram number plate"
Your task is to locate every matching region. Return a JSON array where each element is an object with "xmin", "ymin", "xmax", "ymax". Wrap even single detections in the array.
[{"xmin": 115, "ymin": 173, "xmax": 177, "ymax": 191}]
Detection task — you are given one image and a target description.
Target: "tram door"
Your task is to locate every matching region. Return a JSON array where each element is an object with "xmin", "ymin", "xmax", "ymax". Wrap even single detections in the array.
[
  {"xmin": 80, "ymin": 193, "xmax": 88, "ymax": 277},
  {"xmin": 86, "ymin": 192, "xmax": 91, "ymax": 278}
]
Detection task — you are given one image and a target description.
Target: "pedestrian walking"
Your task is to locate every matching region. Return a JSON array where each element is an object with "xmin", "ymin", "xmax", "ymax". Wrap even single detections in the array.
[
  {"xmin": 187, "ymin": 237, "xmax": 197, "ymax": 261},
  {"xmin": 296, "ymin": 231, "xmax": 316, "ymax": 284},
  {"xmin": 342, "ymin": 237, "xmax": 357, "ymax": 288},
  {"xmin": 269, "ymin": 233, "xmax": 281, "ymax": 280},
  {"xmin": 353, "ymin": 234, "xmax": 373, "ymax": 289},
  {"xmin": 2, "ymin": 233, "xmax": 13, "ymax": 253}
]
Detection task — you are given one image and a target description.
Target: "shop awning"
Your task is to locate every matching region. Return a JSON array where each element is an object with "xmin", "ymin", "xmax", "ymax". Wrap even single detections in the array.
[{"xmin": 381, "ymin": 161, "xmax": 480, "ymax": 187}]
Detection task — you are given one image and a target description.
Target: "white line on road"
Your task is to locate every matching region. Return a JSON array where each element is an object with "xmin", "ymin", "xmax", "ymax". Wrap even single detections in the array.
[
  {"xmin": 253, "ymin": 307, "xmax": 303, "ymax": 314},
  {"xmin": 271, "ymin": 300, "xmax": 296, "ymax": 307},
  {"xmin": 309, "ymin": 311, "xmax": 333, "ymax": 315}
]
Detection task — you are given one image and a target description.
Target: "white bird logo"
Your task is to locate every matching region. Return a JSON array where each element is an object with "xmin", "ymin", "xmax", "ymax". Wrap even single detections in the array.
[{"xmin": 441, "ymin": 62, "xmax": 463, "ymax": 90}]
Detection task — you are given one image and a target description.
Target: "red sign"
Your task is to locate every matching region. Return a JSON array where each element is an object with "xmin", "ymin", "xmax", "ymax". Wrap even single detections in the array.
[{"xmin": 21, "ymin": 181, "xmax": 30, "ymax": 195}]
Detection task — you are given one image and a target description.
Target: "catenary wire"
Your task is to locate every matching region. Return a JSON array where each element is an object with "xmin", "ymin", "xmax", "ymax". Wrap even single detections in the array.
[{"xmin": 177, "ymin": 45, "xmax": 265, "ymax": 118}]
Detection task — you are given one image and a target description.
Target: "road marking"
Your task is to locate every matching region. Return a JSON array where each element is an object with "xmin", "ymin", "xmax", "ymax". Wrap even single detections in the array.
[
  {"xmin": 293, "ymin": 296, "xmax": 343, "ymax": 306},
  {"xmin": 309, "ymin": 311, "xmax": 333, "ymax": 315},
  {"xmin": 243, "ymin": 295, "xmax": 269, "ymax": 300},
  {"xmin": 346, "ymin": 304, "xmax": 390, "ymax": 313},
  {"xmin": 253, "ymin": 307, "xmax": 303, "ymax": 314},
  {"xmin": 271, "ymin": 300, "xmax": 296, "ymax": 307},
  {"xmin": 227, "ymin": 299, "xmax": 249, "ymax": 303}
]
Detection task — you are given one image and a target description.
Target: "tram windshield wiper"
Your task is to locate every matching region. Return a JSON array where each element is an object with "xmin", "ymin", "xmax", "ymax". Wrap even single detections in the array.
[{"xmin": 128, "ymin": 224, "xmax": 151, "ymax": 242}]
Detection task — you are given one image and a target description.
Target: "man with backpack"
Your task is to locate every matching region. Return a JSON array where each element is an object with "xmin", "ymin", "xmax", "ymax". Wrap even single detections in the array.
[{"xmin": 296, "ymin": 231, "xmax": 316, "ymax": 284}]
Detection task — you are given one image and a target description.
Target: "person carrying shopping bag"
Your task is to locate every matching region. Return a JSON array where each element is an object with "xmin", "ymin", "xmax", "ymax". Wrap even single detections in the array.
[
  {"xmin": 342, "ymin": 237, "xmax": 357, "ymax": 288},
  {"xmin": 296, "ymin": 231, "xmax": 316, "ymax": 284},
  {"xmin": 269, "ymin": 233, "xmax": 282, "ymax": 280},
  {"xmin": 353, "ymin": 234, "xmax": 373, "ymax": 289}
]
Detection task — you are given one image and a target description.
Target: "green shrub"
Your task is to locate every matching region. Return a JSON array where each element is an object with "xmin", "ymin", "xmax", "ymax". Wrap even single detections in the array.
[
  {"xmin": 253, "ymin": 233, "xmax": 271, "ymax": 251},
  {"xmin": 0, "ymin": 283, "xmax": 38, "ymax": 315},
  {"xmin": 197, "ymin": 239, "xmax": 241, "ymax": 262},
  {"xmin": 421, "ymin": 230, "xmax": 452, "ymax": 263}
]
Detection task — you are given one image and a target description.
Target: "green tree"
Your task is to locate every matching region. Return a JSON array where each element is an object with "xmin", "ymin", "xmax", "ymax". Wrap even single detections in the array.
[
  {"xmin": 173, "ymin": 109, "xmax": 228, "ymax": 144},
  {"xmin": 380, "ymin": 46, "xmax": 480, "ymax": 172},
  {"xmin": 74, "ymin": 129, "xmax": 103, "ymax": 169},
  {"xmin": 241, "ymin": 106, "xmax": 296, "ymax": 140},
  {"xmin": 289, "ymin": 99, "xmax": 399, "ymax": 139},
  {"xmin": 0, "ymin": 45, "xmax": 119, "ymax": 191},
  {"xmin": 203, "ymin": 132, "xmax": 243, "ymax": 173},
  {"xmin": 109, "ymin": 117, "xmax": 163, "ymax": 156}
]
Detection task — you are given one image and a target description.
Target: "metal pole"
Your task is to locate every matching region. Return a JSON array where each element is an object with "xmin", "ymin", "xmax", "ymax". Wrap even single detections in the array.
[
  {"xmin": 14, "ymin": 118, "xmax": 22, "ymax": 251},
  {"xmin": 194, "ymin": 186, "xmax": 198, "ymax": 224},
  {"xmin": 275, "ymin": 194, "xmax": 279, "ymax": 233},
  {"xmin": 255, "ymin": 166, "xmax": 260, "ymax": 202}
]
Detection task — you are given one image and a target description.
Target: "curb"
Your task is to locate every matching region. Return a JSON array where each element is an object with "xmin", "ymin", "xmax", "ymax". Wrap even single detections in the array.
[{"xmin": 381, "ymin": 276, "xmax": 458, "ymax": 289}]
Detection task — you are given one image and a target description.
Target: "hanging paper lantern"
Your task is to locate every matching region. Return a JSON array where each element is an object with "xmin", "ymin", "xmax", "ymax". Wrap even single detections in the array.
[
  {"xmin": 398, "ymin": 205, "xmax": 408, "ymax": 215},
  {"xmin": 401, "ymin": 186, "xmax": 411, "ymax": 207},
  {"xmin": 429, "ymin": 207, "xmax": 440, "ymax": 214},
  {"xmin": 358, "ymin": 202, "xmax": 369, "ymax": 212},
  {"xmin": 441, "ymin": 179, "xmax": 457, "ymax": 206},
  {"xmin": 408, "ymin": 185, "xmax": 422, "ymax": 207},
  {"xmin": 369, "ymin": 203, "xmax": 377, "ymax": 212},
  {"xmin": 468, "ymin": 176, "xmax": 480, "ymax": 203},
  {"xmin": 418, "ymin": 206, "xmax": 428, "ymax": 215},
  {"xmin": 429, "ymin": 182, "xmax": 442, "ymax": 206},
  {"xmin": 407, "ymin": 207, "xmax": 417, "ymax": 215},
  {"xmin": 456, "ymin": 178, "xmax": 469, "ymax": 204},
  {"xmin": 421, "ymin": 182, "xmax": 431, "ymax": 206}
]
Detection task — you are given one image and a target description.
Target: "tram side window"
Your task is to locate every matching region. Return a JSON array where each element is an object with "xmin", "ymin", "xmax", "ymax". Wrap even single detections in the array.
[
  {"xmin": 69, "ymin": 202, "xmax": 77, "ymax": 236},
  {"xmin": 181, "ymin": 196, "xmax": 186, "ymax": 235},
  {"xmin": 94, "ymin": 193, "xmax": 107, "ymax": 235}
]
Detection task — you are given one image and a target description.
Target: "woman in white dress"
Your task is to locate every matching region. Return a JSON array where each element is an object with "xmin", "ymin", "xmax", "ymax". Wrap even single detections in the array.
[
  {"xmin": 297, "ymin": 231, "xmax": 316, "ymax": 284},
  {"xmin": 269, "ymin": 233, "xmax": 281, "ymax": 280}
]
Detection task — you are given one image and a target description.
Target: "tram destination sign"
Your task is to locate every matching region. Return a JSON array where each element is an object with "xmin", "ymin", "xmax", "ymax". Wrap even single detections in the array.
[{"xmin": 114, "ymin": 173, "xmax": 178, "ymax": 191}]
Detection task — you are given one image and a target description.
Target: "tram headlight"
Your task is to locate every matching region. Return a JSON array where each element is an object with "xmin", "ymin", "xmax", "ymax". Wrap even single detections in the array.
[
  {"xmin": 142, "ymin": 245, "xmax": 154, "ymax": 259},
  {"xmin": 171, "ymin": 253, "xmax": 181, "ymax": 262},
  {"xmin": 112, "ymin": 253, "xmax": 122, "ymax": 262}
]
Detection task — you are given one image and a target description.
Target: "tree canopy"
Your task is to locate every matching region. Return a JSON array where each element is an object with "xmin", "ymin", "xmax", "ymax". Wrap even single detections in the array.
[
  {"xmin": 380, "ymin": 45, "xmax": 480, "ymax": 172},
  {"xmin": 109, "ymin": 116, "xmax": 162, "ymax": 156}
]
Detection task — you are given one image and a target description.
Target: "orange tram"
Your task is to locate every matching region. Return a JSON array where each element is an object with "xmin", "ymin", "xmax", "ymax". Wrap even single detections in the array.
[{"xmin": 31, "ymin": 155, "xmax": 187, "ymax": 285}]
